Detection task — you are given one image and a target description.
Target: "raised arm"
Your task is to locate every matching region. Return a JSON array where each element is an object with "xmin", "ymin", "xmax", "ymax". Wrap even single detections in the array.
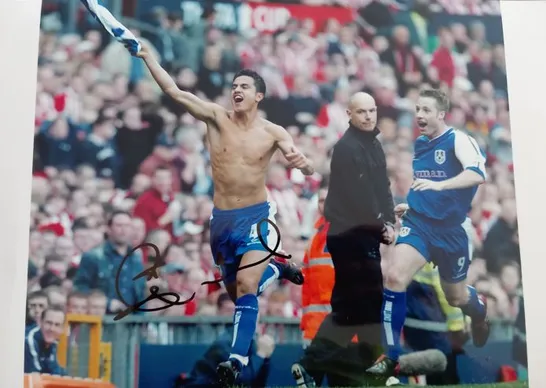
[
  {"xmin": 136, "ymin": 43, "xmax": 221, "ymax": 122},
  {"xmin": 269, "ymin": 124, "xmax": 314, "ymax": 175}
]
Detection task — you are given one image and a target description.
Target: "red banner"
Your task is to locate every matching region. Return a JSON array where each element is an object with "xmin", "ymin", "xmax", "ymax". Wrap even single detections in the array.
[{"xmin": 241, "ymin": 2, "xmax": 355, "ymax": 35}]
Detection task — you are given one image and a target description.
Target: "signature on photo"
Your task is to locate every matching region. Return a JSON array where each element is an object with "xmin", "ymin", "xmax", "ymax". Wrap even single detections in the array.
[{"xmin": 113, "ymin": 219, "xmax": 291, "ymax": 321}]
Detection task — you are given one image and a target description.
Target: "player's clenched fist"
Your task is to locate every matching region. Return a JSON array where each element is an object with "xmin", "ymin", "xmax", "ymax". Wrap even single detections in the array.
[
  {"xmin": 394, "ymin": 203, "xmax": 409, "ymax": 219},
  {"xmin": 285, "ymin": 146, "xmax": 309, "ymax": 169}
]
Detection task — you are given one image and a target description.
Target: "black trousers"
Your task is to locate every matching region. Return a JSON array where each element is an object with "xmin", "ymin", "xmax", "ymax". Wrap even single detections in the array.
[
  {"xmin": 299, "ymin": 227, "xmax": 385, "ymax": 387},
  {"xmin": 425, "ymin": 350, "xmax": 460, "ymax": 385}
]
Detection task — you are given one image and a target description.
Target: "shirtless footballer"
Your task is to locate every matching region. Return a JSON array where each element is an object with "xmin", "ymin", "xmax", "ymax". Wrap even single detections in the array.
[{"xmin": 134, "ymin": 43, "xmax": 313, "ymax": 387}]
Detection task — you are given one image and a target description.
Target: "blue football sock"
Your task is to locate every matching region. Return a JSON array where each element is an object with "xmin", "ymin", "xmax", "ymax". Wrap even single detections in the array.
[
  {"xmin": 229, "ymin": 294, "xmax": 259, "ymax": 366},
  {"xmin": 257, "ymin": 263, "xmax": 280, "ymax": 296},
  {"xmin": 382, "ymin": 289, "xmax": 407, "ymax": 361},
  {"xmin": 460, "ymin": 285, "xmax": 486, "ymax": 321}
]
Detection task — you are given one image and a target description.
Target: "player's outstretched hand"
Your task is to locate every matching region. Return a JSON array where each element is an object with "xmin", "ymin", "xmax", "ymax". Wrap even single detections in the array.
[{"xmin": 412, "ymin": 178, "xmax": 443, "ymax": 191}]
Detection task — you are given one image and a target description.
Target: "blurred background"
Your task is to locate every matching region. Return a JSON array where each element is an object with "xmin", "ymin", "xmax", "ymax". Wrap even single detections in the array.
[{"xmin": 28, "ymin": 0, "xmax": 520, "ymax": 387}]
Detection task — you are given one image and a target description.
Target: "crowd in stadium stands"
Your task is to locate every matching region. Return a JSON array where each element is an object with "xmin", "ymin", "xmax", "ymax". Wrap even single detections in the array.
[{"xmin": 28, "ymin": 0, "xmax": 518, "ymax": 335}]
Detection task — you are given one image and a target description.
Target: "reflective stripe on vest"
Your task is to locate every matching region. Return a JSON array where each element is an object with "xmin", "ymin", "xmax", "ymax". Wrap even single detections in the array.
[
  {"xmin": 305, "ymin": 257, "xmax": 333, "ymax": 268},
  {"xmin": 404, "ymin": 317, "xmax": 449, "ymax": 332},
  {"xmin": 302, "ymin": 304, "xmax": 332, "ymax": 314}
]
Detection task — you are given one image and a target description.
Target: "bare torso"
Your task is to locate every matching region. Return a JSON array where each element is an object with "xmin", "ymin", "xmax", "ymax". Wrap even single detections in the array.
[{"xmin": 207, "ymin": 111, "xmax": 278, "ymax": 210}]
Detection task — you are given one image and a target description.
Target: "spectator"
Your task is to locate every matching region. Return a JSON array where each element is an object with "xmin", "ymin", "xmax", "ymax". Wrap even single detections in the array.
[
  {"xmin": 467, "ymin": 46, "xmax": 506, "ymax": 92},
  {"xmin": 39, "ymin": 117, "xmax": 79, "ymax": 170},
  {"xmin": 380, "ymin": 25, "xmax": 425, "ymax": 96},
  {"xmin": 168, "ymin": 12, "xmax": 200, "ymax": 73},
  {"xmin": 88, "ymin": 289, "xmax": 108, "ymax": 316},
  {"xmin": 26, "ymin": 290, "xmax": 49, "ymax": 331},
  {"xmin": 39, "ymin": 255, "xmax": 66, "ymax": 289},
  {"xmin": 72, "ymin": 219, "xmax": 94, "ymax": 264},
  {"xmin": 144, "ymin": 229, "xmax": 172, "ymax": 263},
  {"xmin": 24, "ymin": 306, "xmax": 66, "ymax": 375},
  {"xmin": 73, "ymin": 211, "xmax": 146, "ymax": 315},
  {"xmin": 430, "ymin": 27, "xmax": 456, "ymax": 88},
  {"xmin": 217, "ymin": 292, "xmax": 235, "ymax": 316},
  {"xmin": 116, "ymin": 106, "xmax": 163, "ymax": 189},
  {"xmin": 133, "ymin": 166, "xmax": 181, "ymax": 236},
  {"xmin": 77, "ymin": 115, "xmax": 119, "ymax": 184},
  {"xmin": 130, "ymin": 217, "xmax": 147, "ymax": 247},
  {"xmin": 161, "ymin": 262, "xmax": 197, "ymax": 316},
  {"xmin": 482, "ymin": 198, "xmax": 519, "ymax": 273},
  {"xmin": 197, "ymin": 44, "xmax": 226, "ymax": 101},
  {"xmin": 66, "ymin": 291, "xmax": 88, "ymax": 314},
  {"xmin": 45, "ymin": 286, "xmax": 68, "ymax": 308}
]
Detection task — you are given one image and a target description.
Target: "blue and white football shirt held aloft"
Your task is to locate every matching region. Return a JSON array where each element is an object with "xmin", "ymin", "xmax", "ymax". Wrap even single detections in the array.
[{"xmin": 407, "ymin": 128, "xmax": 487, "ymax": 226}]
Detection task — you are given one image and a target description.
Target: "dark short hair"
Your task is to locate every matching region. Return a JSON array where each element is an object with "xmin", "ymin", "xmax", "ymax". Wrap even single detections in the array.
[
  {"xmin": 233, "ymin": 69, "xmax": 266, "ymax": 96},
  {"xmin": 28, "ymin": 290, "xmax": 49, "ymax": 302},
  {"xmin": 419, "ymin": 89, "xmax": 450, "ymax": 113},
  {"xmin": 107, "ymin": 210, "xmax": 131, "ymax": 226},
  {"xmin": 41, "ymin": 305, "xmax": 66, "ymax": 321},
  {"xmin": 72, "ymin": 217, "xmax": 90, "ymax": 231}
]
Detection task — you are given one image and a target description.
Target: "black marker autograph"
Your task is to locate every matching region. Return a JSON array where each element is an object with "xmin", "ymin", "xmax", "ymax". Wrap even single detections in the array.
[{"xmin": 113, "ymin": 219, "xmax": 291, "ymax": 321}]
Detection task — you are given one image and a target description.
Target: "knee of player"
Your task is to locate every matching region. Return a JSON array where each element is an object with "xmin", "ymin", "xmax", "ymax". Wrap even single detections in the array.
[
  {"xmin": 384, "ymin": 266, "xmax": 411, "ymax": 290},
  {"xmin": 236, "ymin": 276, "xmax": 259, "ymax": 296}
]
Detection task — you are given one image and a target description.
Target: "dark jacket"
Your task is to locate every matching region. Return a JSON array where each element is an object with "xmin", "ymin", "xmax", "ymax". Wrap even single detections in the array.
[
  {"xmin": 324, "ymin": 124, "xmax": 395, "ymax": 237},
  {"xmin": 77, "ymin": 133, "xmax": 120, "ymax": 184},
  {"xmin": 178, "ymin": 327, "xmax": 271, "ymax": 388},
  {"xmin": 73, "ymin": 240, "xmax": 146, "ymax": 314},
  {"xmin": 24, "ymin": 326, "xmax": 65, "ymax": 375}
]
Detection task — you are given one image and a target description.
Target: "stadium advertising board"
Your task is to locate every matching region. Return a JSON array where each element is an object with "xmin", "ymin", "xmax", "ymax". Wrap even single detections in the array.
[
  {"xmin": 136, "ymin": 0, "xmax": 503, "ymax": 43},
  {"xmin": 138, "ymin": 0, "xmax": 354, "ymax": 34},
  {"xmin": 241, "ymin": 2, "xmax": 354, "ymax": 34}
]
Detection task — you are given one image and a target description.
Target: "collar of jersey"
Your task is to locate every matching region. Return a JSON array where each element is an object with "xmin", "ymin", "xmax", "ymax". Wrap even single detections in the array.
[
  {"xmin": 427, "ymin": 127, "xmax": 453, "ymax": 143},
  {"xmin": 348, "ymin": 123, "xmax": 380, "ymax": 139}
]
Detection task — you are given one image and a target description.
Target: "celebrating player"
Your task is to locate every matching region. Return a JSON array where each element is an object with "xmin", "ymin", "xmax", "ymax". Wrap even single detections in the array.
[
  {"xmin": 131, "ymin": 43, "xmax": 313, "ymax": 387},
  {"xmin": 366, "ymin": 89, "xmax": 490, "ymax": 377}
]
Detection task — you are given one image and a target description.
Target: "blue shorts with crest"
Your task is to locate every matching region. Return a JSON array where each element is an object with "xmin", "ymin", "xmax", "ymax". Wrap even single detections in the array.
[
  {"xmin": 396, "ymin": 211, "xmax": 473, "ymax": 283},
  {"xmin": 209, "ymin": 201, "xmax": 280, "ymax": 284}
]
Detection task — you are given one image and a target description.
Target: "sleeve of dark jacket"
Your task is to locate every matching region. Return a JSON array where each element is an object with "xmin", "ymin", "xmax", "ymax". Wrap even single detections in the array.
[{"xmin": 373, "ymin": 145, "xmax": 395, "ymax": 225}]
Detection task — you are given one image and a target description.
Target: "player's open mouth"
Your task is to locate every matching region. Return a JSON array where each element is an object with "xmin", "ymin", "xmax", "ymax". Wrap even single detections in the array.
[
  {"xmin": 234, "ymin": 95, "xmax": 244, "ymax": 103},
  {"xmin": 417, "ymin": 120, "xmax": 427, "ymax": 128}
]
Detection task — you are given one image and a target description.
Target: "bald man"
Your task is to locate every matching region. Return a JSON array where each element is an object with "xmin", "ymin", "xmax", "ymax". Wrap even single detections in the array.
[{"xmin": 291, "ymin": 92, "xmax": 396, "ymax": 387}]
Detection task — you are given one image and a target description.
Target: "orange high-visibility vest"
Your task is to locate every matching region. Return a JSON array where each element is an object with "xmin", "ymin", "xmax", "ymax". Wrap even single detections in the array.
[
  {"xmin": 301, "ymin": 216, "xmax": 336, "ymax": 346},
  {"xmin": 301, "ymin": 216, "xmax": 359, "ymax": 345}
]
